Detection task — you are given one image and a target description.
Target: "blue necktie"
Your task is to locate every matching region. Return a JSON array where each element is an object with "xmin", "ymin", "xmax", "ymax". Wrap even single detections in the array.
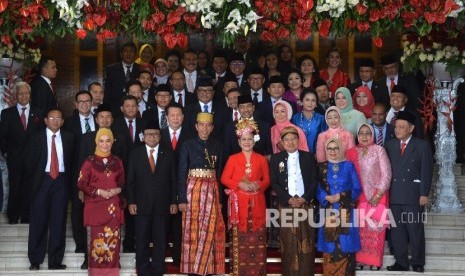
[{"xmin": 203, "ymin": 104, "xmax": 209, "ymax": 113}]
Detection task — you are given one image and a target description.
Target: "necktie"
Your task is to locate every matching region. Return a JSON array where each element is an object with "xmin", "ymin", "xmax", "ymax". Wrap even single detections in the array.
[
  {"xmin": 84, "ymin": 118, "xmax": 91, "ymax": 133},
  {"xmin": 376, "ymin": 126, "xmax": 383, "ymax": 146},
  {"xmin": 172, "ymin": 131, "xmax": 177, "ymax": 150},
  {"xmin": 177, "ymin": 93, "xmax": 183, "ymax": 106},
  {"xmin": 125, "ymin": 65, "xmax": 131, "ymax": 82},
  {"xmin": 389, "ymin": 77, "xmax": 396, "ymax": 93},
  {"xmin": 390, "ymin": 111, "xmax": 398, "ymax": 125},
  {"xmin": 187, "ymin": 73, "xmax": 194, "ymax": 93},
  {"xmin": 253, "ymin": 92, "xmax": 259, "ymax": 104},
  {"xmin": 234, "ymin": 111, "xmax": 239, "ymax": 122},
  {"xmin": 203, "ymin": 104, "xmax": 209, "ymax": 113},
  {"xmin": 148, "ymin": 149, "xmax": 156, "ymax": 173},
  {"xmin": 50, "ymin": 82, "xmax": 55, "ymax": 94},
  {"xmin": 128, "ymin": 120, "xmax": 134, "ymax": 142},
  {"xmin": 401, "ymin": 142, "xmax": 407, "ymax": 156},
  {"xmin": 363, "ymin": 82, "xmax": 368, "ymax": 87},
  {"xmin": 20, "ymin": 107, "xmax": 27, "ymax": 131},
  {"xmin": 50, "ymin": 134, "xmax": 59, "ymax": 179},
  {"xmin": 160, "ymin": 111, "xmax": 167, "ymax": 129}
]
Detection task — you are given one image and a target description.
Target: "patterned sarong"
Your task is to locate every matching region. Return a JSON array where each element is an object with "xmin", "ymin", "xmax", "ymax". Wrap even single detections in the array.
[
  {"xmin": 180, "ymin": 176, "xmax": 225, "ymax": 275},
  {"xmin": 87, "ymin": 220, "xmax": 121, "ymax": 276}
]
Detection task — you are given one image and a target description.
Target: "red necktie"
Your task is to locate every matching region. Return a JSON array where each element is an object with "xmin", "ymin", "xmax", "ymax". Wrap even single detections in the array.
[
  {"xmin": 177, "ymin": 93, "xmax": 183, "ymax": 106},
  {"xmin": 149, "ymin": 149, "xmax": 155, "ymax": 173},
  {"xmin": 172, "ymin": 131, "xmax": 177, "ymax": 150},
  {"xmin": 389, "ymin": 77, "xmax": 396, "ymax": 93},
  {"xmin": 20, "ymin": 107, "xmax": 27, "ymax": 131},
  {"xmin": 50, "ymin": 134, "xmax": 59, "ymax": 179},
  {"xmin": 234, "ymin": 111, "xmax": 239, "ymax": 122},
  {"xmin": 401, "ymin": 142, "xmax": 407, "ymax": 156},
  {"xmin": 128, "ymin": 120, "xmax": 134, "ymax": 142}
]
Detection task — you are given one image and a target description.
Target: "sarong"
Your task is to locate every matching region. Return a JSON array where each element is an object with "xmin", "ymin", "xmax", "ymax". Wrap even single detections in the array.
[
  {"xmin": 87, "ymin": 219, "xmax": 121, "ymax": 276},
  {"xmin": 323, "ymin": 249, "xmax": 355, "ymax": 276}
]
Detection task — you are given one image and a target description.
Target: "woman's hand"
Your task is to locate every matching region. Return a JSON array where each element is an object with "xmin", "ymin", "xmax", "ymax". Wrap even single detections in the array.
[
  {"xmin": 238, "ymin": 181, "xmax": 249, "ymax": 191},
  {"xmin": 369, "ymin": 194, "xmax": 381, "ymax": 206},
  {"xmin": 325, "ymin": 193, "xmax": 340, "ymax": 204}
]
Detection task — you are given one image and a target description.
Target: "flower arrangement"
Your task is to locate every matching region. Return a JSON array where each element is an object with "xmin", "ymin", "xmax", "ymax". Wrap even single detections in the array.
[
  {"xmin": 401, "ymin": 19, "xmax": 465, "ymax": 74},
  {"xmin": 0, "ymin": 0, "xmax": 464, "ymax": 49}
]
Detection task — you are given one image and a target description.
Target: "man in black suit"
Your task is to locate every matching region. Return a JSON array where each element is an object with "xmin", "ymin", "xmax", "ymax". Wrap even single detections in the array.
[
  {"xmin": 386, "ymin": 85, "xmax": 424, "ymax": 139},
  {"xmin": 224, "ymin": 95, "xmax": 272, "ymax": 159},
  {"xmin": 375, "ymin": 54, "xmax": 420, "ymax": 109},
  {"xmin": 170, "ymin": 70, "xmax": 196, "ymax": 107},
  {"xmin": 30, "ymin": 56, "xmax": 58, "ymax": 111},
  {"xmin": 258, "ymin": 75, "xmax": 296, "ymax": 126},
  {"xmin": 25, "ymin": 107, "xmax": 74, "ymax": 271},
  {"xmin": 371, "ymin": 103, "xmax": 395, "ymax": 146},
  {"xmin": 385, "ymin": 111, "xmax": 433, "ymax": 273},
  {"xmin": 138, "ymin": 70, "xmax": 156, "ymax": 109},
  {"xmin": 348, "ymin": 59, "xmax": 381, "ymax": 97},
  {"xmin": 111, "ymin": 95, "xmax": 146, "ymax": 252},
  {"xmin": 313, "ymin": 79, "xmax": 334, "ymax": 115},
  {"xmin": 182, "ymin": 50, "xmax": 200, "ymax": 94},
  {"xmin": 214, "ymin": 73, "xmax": 238, "ymax": 109},
  {"xmin": 224, "ymin": 88, "xmax": 241, "ymax": 124},
  {"xmin": 63, "ymin": 90, "xmax": 96, "ymax": 256},
  {"xmin": 246, "ymin": 66, "xmax": 268, "ymax": 105},
  {"xmin": 160, "ymin": 103, "xmax": 190, "ymax": 266},
  {"xmin": 88, "ymin": 82, "xmax": 104, "ymax": 115},
  {"xmin": 142, "ymin": 84, "xmax": 172, "ymax": 130},
  {"xmin": 127, "ymin": 121, "xmax": 178, "ymax": 276},
  {"xmin": 0, "ymin": 82, "xmax": 44, "ymax": 224},
  {"xmin": 183, "ymin": 78, "xmax": 227, "ymax": 140},
  {"xmin": 229, "ymin": 53, "xmax": 249, "ymax": 92},
  {"xmin": 104, "ymin": 42, "xmax": 140, "ymax": 115}
]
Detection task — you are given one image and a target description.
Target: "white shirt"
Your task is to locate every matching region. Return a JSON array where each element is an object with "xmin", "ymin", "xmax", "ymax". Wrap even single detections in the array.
[
  {"xmin": 139, "ymin": 100, "xmax": 147, "ymax": 115},
  {"xmin": 41, "ymin": 76, "xmax": 53, "ymax": 91},
  {"xmin": 174, "ymin": 89, "xmax": 186, "ymax": 106},
  {"xmin": 250, "ymin": 88, "xmax": 264, "ymax": 103},
  {"xmin": 143, "ymin": 89, "xmax": 149, "ymax": 103},
  {"xmin": 125, "ymin": 117, "xmax": 137, "ymax": 141},
  {"xmin": 386, "ymin": 75, "xmax": 398, "ymax": 95},
  {"xmin": 184, "ymin": 69, "xmax": 197, "ymax": 92},
  {"xmin": 362, "ymin": 80, "xmax": 373, "ymax": 90},
  {"xmin": 145, "ymin": 144, "xmax": 159, "ymax": 164},
  {"xmin": 287, "ymin": 151, "xmax": 305, "ymax": 197},
  {"xmin": 122, "ymin": 62, "xmax": 134, "ymax": 73},
  {"xmin": 16, "ymin": 103, "xmax": 30, "ymax": 125},
  {"xmin": 199, "ymin": 101, "xmax": 213, "ymax": 113},
  {"xmin": 45, "ymin": 128, "xmax": 64, "ymax": 173},
  {"xmin": 216, "ymin": 72, "xmax": 226, "ymax": 80},
  {"xmin": 231, "ymin": 109, "xmax": 240, "ymax": 121},
  {"xmin": 157, "ymin": 106, "xmax": 166, "ymax": 127},
  {"xmin": 386, "ymin": 106, "xmax": 405, "ymax": 124},
  {"xmin": 236, "ymin": 74, "xmax": 244, "ymax": 86},
  {"xmin": 169, "ymin": 126, "xmax": 182, "ymax": 141},
  {"xmin": 79, "ymin": 113, "xmax": 96, "ymax": 134}
]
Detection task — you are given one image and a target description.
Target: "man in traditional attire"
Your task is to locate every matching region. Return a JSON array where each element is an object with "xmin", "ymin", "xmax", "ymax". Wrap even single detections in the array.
[{"xmin": 177, "ymin": 112, "xmax": 225, "ymax": 276}]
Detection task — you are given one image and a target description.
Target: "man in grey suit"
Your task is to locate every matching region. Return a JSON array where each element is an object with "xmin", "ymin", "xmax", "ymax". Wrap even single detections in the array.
[{"xmin": 385, "ymin": 111, "xmax": 433, "ymax": 273}]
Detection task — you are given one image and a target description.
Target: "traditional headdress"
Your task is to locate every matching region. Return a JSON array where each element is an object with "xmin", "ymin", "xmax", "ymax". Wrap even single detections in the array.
[{"xmin": 235, "ymin": 118, "xmax": 260, "ymax": 141}]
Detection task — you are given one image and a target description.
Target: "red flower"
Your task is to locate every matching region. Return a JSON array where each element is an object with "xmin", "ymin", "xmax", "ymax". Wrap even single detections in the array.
[
  {"xmin": 161, "ymin": 0, "xmax": 175, "ymax": 8},
  {"xmin": 345, "ymin": 18, "xmax": 357, "ymax": 29},
  {"xmin": 0, "ymin": 0, "xmax": 8, "ymax": 13},
  {"xmin": 356, "ymin": 3, "xmax": 367, "ymax": 15},
  {"xmin": 83, "ymin": 19, "xmax": 95, "ymax": 30},
  {"xmin": 318, "ymin": 19, "xmax": 331, "ymax": 37},
  {"xmin": 357, "ymin": 22, "xmax": 370, "ymax": 32},
  {"xmin": 445, "ymin": 0, "xmax": 460, "ymax": 14},
  {"xmin": 296, "ymin": 26, "xmax": 311, "ymax": 40},
  {"xmin": 373, "ymin": 37, "xmax": 383, "ymax": 48},
  {"xmin": 166, "ymin": 10, "xmax": 181, "ymax": 26},
  {"xmin": 0, "ymin": 18, "xmax": 3, "ymax": 27},
  {"xmin": 302, "ymin": 0, "xmax": 314, "ymax": 12},
  {"xmin": 260, "ymin": 30, "xmax": 275, "ymax": 42},
  {"xmin": 369, "ymin": 9, "xmax": 381, "ymax": 22},
  {"xmin": 280, "ymin": 6, "xmax": 292, "ymax": 24},
  {"xmin": 151, "ymin": 11, "xmax": 165, "ymax": 24},
  {"xmin": 42, "ymin": 7, "xmax": 49, "ymax": 19},
  {"xmin": 76, "ymin": 29, "xmax": 87, "ymax": 39},
  {"xmin": 264, "ymin": 20, "xmax": 277, "ymax": 30},
  {"xmin": 183, "ymin": 13, "xmax": 197, "ymax": 26},
  {"xmin": 163, "ymin": 33, "xmax": 177, "ymax": 48},
  {"xmin": 177, "ymin": 33, "xmax": 188, "ymax": 48},
  {"xmin": 142, "ymin": 19, "xmax": 155, "ymax": 31},
  {"xmin": 93, "ymin": 13, "xmax": 107, "ymax": 26},
  {"xmin": 276, "ymin": 26, "xmax": 290, "ymax": 39},
  {"xmin": 255, "ymin": 0, "xmax": 264, "ymax": 10},
  {"xmin": 1, "ymin": 35, "xmax": 10, "ymax": 45},
  {"xmin": 19, "ymin": 7, "xmax": 29, "ymax": 17}
]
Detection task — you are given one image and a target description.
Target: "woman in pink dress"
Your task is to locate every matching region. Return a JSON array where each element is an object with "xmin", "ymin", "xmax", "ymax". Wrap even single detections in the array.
[
  {"xmin": 346, "ymin": 123, "xmax": 392, "ymax": 270},
  {"xmin": 315, "ymin": 106, "xmax": 355, "ymax": 162},
  {"xmin": 271, "ymin": 100, "xmax": 309, "ymax": 154},
  {"xmin": 319, "ymin": 48, "xmax": 350, "ymax": 94}
]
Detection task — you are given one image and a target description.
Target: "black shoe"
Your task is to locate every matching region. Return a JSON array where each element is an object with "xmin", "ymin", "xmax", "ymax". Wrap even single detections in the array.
[
  {"xmin": 412, "ymin": 265, "xmax": 424, "ymax": 273},
  {"xmin": 49, "ymin": 264, "xmax": 67, "ymax": 270},
  {"xmin": 29, "ymin": 264, "xmax": 40, "ymax": 271},
  {"xmin": 370, "ymin": 265, "xmax": 381, "ymax": 271},
  {"xmin": 355, "ymin": 264, "xmax": 364, "ymax": 270},
  {"xmin": 75, "ymin": 247, "xmax": 86, "ymax": 253},
  {"xmin": 81, "ymin": 259, "xmax": 88, "ymax": 269},
  {"xmin": 387, "ymin": 262, "xmax": 409, "ymax": 271},
  {"xmin": 8, "ymin": 219, "xmax": 18, "ymax": 225},
  {"xmin": 20, "ymin": 218, "xmax": 30, "ymax": 224},
  {"xmin": 122, "ymin": 246, "xmax": 135, "ymax": 253}
]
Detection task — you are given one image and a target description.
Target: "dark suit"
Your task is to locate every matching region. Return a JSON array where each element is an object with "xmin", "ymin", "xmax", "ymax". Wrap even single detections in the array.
[
  {"xmin": 183, "ymin": 102, "xmax": 227, "ymax": 140},
  {"xmin": 104, "ymin": 62, "xmax": 140, "ymax": 114},
  {"xmin": 0, "ymin": 105, "xmax": 44, "ymax": 223},
  {"xmin": 385, "ymin": 136, "xmax": 433, "ymax": 269},
  {"xmin": 258, "ymin": 97, "xmax": 296, "ymax": 126},
  {"xmin": 223, "ymin": 118, "xmax": 272, "ymax": 158},
  {"xmin": 371, "ymin": 123, "xmax": 395, "ymax": 146},
  {"xmin": 62, "ymin": 112, "xmax": 96, "ymax": 252},
  {"xmin": 375, "ymin": 75, "xmax": 421, "ymax": 109},
  {"xmin": 30, "ymin": 76, "xmax": 57, "ymax": 112},
  {"xmin": 126, "ymin": 144, "xmax": 177, "ymax": 276},
  {"xmin": 270, "ymin": 150, "xmax": 318, "ymax": 205},
  {"xmin": 24, "ymin": 129, "xmax": 74, "ymax": 267},
  {"xmin": 183, "ymin": 70, "xmax": 202, "ymax": 93},
  {"xmin": 142, "ymin": 107, "xmax": 163, "ymax": 129},
  {"xmin": 348, "ymin": 81, "xmax": 382, "ymax": 105},
  {"xmin": 170, "ymin": 90, "xmax": 196, "ymax": 108}
]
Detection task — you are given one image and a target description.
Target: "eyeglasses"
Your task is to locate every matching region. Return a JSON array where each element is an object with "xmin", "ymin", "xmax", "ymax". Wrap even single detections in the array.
[
  {"xmin": 144, "ymin": 132, "xmax": 160, "ymax": 137},
  {"xmin": 230, "ymin": 61, "xmax": 245, "ymax": 66},
  {"xmin": 77, "ymin": 100, "xmax": 92, "ymax": 104},
  {"xmin": 326, "ymin": 147, "xmax": 339, "ymax": 151},
  {"xmin": 197, "ymin": 89, "xmax": 213, "ymax": 94}
]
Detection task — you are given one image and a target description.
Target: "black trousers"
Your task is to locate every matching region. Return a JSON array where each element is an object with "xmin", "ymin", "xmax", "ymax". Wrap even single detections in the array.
[
  {"xmin": 390, "ymin": 204, "xmax": 426, "ymax": 268},
  {"xmin": 168, "ymin": 212, "xmax": 182, "ymax": 263},
  {"xmin": 135, "ymin": 213, "xmax": 167, "ymax": 276},
  {"xmin": 71, "ymin": 186, "xmax": 86, "ymax": 251},
  {"xmin": 28, "ymin": 174, "xmax": 68, "ymax": 266},
  {"xmin": 123, "ymin": 208, "xmax": 136, "ymax": 249},
  {"xmin": 6, "ymin": 162, "xmax": 30, "ymax": 222}
]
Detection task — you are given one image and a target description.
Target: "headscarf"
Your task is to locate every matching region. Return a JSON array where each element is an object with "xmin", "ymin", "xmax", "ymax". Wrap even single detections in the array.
[
  {"xmin": 334, "ymin": 87, "xmax": 353, "ymax": 113},
  {"xmin": 356, "ymin": 123, "xmax": 374, "ymax": 148},
  {"xmin": 272, "ymin": 100, "xmax": 294, "ymax": 138},
  {"xmin": 325, "ymin": 137, "xmax": 345, "ymax": 162},
  {"xmin": 135, "ymin": 44, "xmax": 155, "ymax": 65},
  {"xmin": 95, "ymin": 128, "xmax": 114, "ymax": 158},
  {"xmin": 352, "ymin": 86, "xmax": 375, "ymax": 119},
  {"xmin": 325, "ymin": 106, "xmax": 343, "ymax": 131}
]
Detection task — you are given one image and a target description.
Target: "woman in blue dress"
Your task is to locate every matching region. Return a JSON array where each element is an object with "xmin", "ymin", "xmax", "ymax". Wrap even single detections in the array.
[
  {"xmin": 291, "ymin": 88, "xmax": 327, "ymax": 154},
  {"xmin": 317, "ymin": 137, "xmax": 361, "ymax": 276}
]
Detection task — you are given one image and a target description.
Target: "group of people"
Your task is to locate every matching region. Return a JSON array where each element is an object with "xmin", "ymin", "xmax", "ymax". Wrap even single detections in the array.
[{"xmin": 0, "ymin": 38, "xmax": 434, "ymax": 276}]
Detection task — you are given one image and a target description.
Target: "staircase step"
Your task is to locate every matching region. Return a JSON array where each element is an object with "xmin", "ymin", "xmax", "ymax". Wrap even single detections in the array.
[{"xmin": 424, "ymin": 226, "xmax": 465, "ymax": 241}]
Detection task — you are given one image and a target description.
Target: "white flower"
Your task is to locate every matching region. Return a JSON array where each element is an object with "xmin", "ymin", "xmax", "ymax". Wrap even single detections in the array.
[
  {"xmin": 253, "ymin": 134, "xmax": 260, "ymax": 142},
  {"xmin": 427, "ymin": 54, "xmax": 434, "ymax": 62},
  {"xmin": 225, "ymin": 22, "xmax": 240, "ymax": 34},
  {"xmin": 214, "ymin": 0, "xmax": 225, "ymax": 8},
  {"xmin": 419, "ymin": 53, "xmax": 427, "ymax": 62},
  {"xmin": 244, "ymin": 10, "xmax": 261, "ymax": 23},
  {"xmin": 227, "ymin": 9, "xmax": 242, "ymax": 23},
  {"xmin": 432, "ymin": 42, "xmax": 441, "ymax": 49},
  {"xmin": 238, "ymin": 0, "xmax": 251, "ymax": 8},
  {"xmin": 409, "ymin": 43, "xmax": 416, "ymax": 50},
  {"xmin": 400, "ymin": 56, "xmax": 406, "ymax": 63}
]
